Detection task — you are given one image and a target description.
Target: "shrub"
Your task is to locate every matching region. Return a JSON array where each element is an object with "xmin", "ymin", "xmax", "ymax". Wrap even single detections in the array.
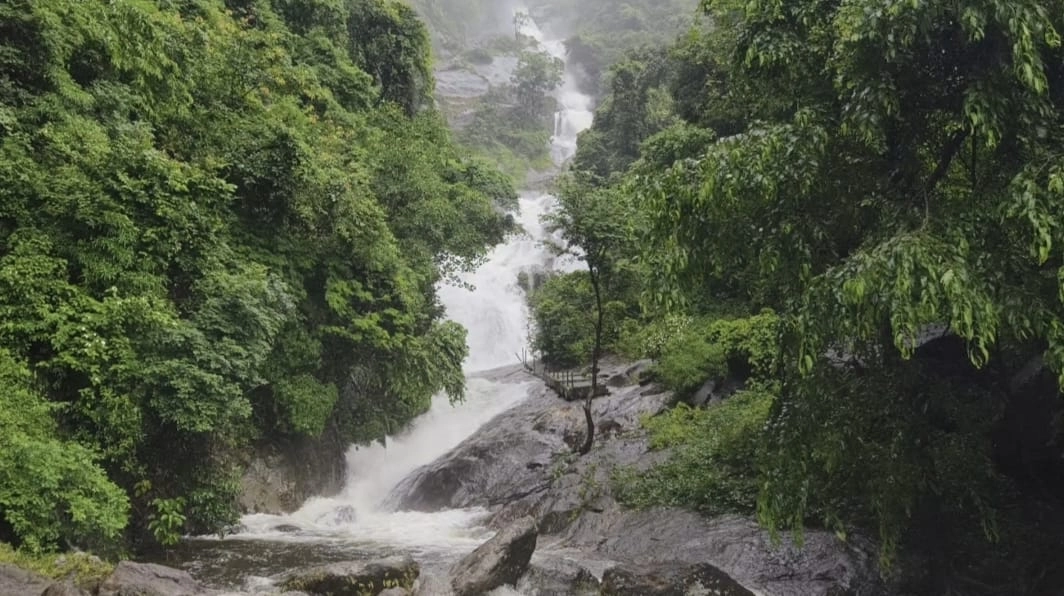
[
  {"xmin": 0, "ymin": 351, "xmax": 128, "ymax": 553},
  {"xmin": 615, "ymin": 385, "xmax": 774, "ymax": 514}
]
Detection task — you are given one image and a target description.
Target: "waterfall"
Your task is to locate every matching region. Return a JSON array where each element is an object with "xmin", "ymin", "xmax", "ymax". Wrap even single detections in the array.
[{"xmin": 226, "ymin": 7, "xmax": 595, "ymax": 577}]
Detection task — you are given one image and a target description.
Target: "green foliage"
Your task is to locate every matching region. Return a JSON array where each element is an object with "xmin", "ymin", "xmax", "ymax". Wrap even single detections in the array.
[
  {"xmin": 531, "ymin": 273, "xmax": 594, "ymax": 367},
  {"xmin": 511, "ymin": 50, "xmax": 563, "ymax": 126},
  {"xmin": 615, "ymin": 386, "xmax": 774, "ymax": 514},
  {"xmin": 538, "ymin": 0, "xmax": 701, "ymax": 94},
  {"xmin": 0, "ymin": 542, "xmax": 113, "ymax": 589},
  {"xmin": 274, "ymin": 375, "xmax": 339, "ymax": 437},
  {"xmin": 626, "ymin": 311, "xmax": 779, "ymax": 394},
  {"xmin": 655, "ymin": 329, "xmax": 726, "ymax": 395},
  {"xmin": 458, "ymin": 49, "xmax": 563, "ymax": 176},
  {"xmin": 147, "ymin": 497, "xmax": 186, "ymax": 547},
  {"xmin": 0, "ymin": 0, "xmax": 513, "ymax": 552},
  {"xmin": 758, "ymin": 364, "xmax": 1008, "ymax": 568},
  {"xmin": 0, "ymin": 351, "xmax": 128, "ymax": 553},
  {"xmin": 539, "ymin": 0, "xmax": 1064, "ymax": 579},
  {"xmin": 346, "ymin": 0, "xmax": 434, "ymax": 115}
]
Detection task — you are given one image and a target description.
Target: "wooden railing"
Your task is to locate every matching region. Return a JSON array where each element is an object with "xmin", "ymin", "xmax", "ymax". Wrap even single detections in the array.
[{"xmin": 518, "ymin": 349, "xmax": 608, "ymax": 402}]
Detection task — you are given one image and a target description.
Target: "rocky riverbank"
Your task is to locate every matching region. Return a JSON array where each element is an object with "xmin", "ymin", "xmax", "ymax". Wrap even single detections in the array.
[{"xmin": 382, "ymin": 359, "xmax": 886, "ymax": 596}]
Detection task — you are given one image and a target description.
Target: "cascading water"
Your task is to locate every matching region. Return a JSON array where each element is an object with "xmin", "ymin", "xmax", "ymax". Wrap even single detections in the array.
[{"xmin": 177, "ymin": 10, "xmax": 595, "ymax": 594}]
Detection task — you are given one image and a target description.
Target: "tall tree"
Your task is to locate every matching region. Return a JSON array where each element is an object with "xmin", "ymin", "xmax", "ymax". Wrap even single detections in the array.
[
  {"xmin": 637, "ymin": 0, "xmax": 1064, "ymax": 568},
  {"xmin": 548, "ymin": 175, "xmax": 628, "ymax": 454}
]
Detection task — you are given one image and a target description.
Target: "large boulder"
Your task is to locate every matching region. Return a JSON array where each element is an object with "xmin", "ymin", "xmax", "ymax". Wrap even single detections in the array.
[
  {"xmin": 280, "ymin": 556, "xmax": 419, "ymax": 596},
  {"xmin": 98, "ymin": 561, "xmax": 206, "ymax": 596},
  {"xmin": 450, "ymin": 516, "xmax": 538, "ymax": 596},
  {"xmin": 601, "ymin": 562, "xmax": 755, "ymax": 596},
  {"xmin": 239, "ymin": 419, "xmax": 349, "ymax": 515},
  {"xmin": 41, "ymin": 581, "xmax": 90, "ymax": 596},
  {"xmin": 388, "ymin": 367, "xmax": 669, "ymax": 516},
  {"xmin": 515, "ymin": 554, "xmax": 600, "ymax": 596},
  {"xmin": 388, "ymin": 360, "xmax": 882, "ymax": 596},
  {"xmin": 557, "ymin": 510, "xmax": 880, "ymax": 596},
  {"xmin": 0, "ymin": 563, "xmax": 53, "ymax": 596}
]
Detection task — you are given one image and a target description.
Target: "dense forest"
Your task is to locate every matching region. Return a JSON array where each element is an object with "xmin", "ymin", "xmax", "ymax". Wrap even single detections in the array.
[
  {"xmin": 533, "ymin": 0, "xmax": 1064, "ymax": 591},
  {"xmin": 0, "ymin": 0, "xmax": 516, "ymax": 553}
]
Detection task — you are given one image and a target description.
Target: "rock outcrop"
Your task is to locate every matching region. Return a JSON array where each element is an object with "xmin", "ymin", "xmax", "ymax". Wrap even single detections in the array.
[
  {"xmin": 388, "ymin": 361, "xmax": 884, "ymax": 596},
  {"xmin": 515, "ymin": 554, "xmax": 600, "ymax": 595},
  {"xmin": 0, "ymin": 563, "xmax": 53, "ymax": 596},
  {"xmin": 601, "ymin": 562, "xmax": 756, "ymax": 596},
  {"xmin": 388, "ymin": 361, "xmax": 669, "ymax": 516},
  {"xmin": 41, "ymin": 581, "xmax": 89, "ymax": 596},
  {"xmin": 98, "ymin": 561, "xmax": 208, "ymax": 596},
  {"xmin": 450, "ymin": 516, "xmax": 538, "ymax": 596},
  {"xmin": 239, "ymin": 428, "xmax": 348, "ymax": 515},
  {"xmin": 280, "ymin": 556, "xmax": 419, "ymax": 596}
]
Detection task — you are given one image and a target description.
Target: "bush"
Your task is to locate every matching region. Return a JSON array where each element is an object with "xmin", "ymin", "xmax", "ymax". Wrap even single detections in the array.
[
  {"xmin": 530, "ymin": 273, "xmax": 596, "ymax": 367},
  {"xmin": 617, "ymin": 310, "xmax": 779, "ymax": 394},
  {"xmin": 0, "ymin": 351, "xmax": 128, "ymax": 553},
  {"xmin": 0, "ymin": 542, "xmax": 114, "ymax": 589},
  {"xmin": 529, "ymin": 272, "xmax": 631, "ymax": 368},
  {"xmin": 615, "ymin": 385, "xmax": 774, "ymax": 514}
]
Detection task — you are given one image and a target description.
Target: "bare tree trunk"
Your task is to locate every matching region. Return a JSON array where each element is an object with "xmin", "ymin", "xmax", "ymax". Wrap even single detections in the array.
[{"xmin": 579, "ymin": 264, "xmax": 603, "ymax": 455}]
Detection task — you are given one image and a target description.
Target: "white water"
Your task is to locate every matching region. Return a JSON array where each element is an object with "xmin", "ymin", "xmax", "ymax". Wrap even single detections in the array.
[{"xmin": 221, "ymin": 9, "xmax": 595, "ymax": 589}]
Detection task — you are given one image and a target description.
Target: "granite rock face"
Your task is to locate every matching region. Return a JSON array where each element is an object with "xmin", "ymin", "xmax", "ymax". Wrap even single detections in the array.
[
  {"xmin": 450, "ymin": 516, "xmax": 538, "ymax": 596},
  {"xmin": 386, "ymin": 362, "xmax": 885, "ymax": 596}
]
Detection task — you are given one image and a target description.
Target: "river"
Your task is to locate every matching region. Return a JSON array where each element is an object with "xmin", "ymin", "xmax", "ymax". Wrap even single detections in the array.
[{"xmin": 160, "ymin": 11, "xmax": 594, "ymax": 595}]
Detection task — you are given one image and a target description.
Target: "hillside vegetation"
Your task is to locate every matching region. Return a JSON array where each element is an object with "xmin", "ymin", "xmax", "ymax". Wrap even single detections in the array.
[{"xmin": 0, "ymin": 0, "xmax": 514, "ymax": 552}]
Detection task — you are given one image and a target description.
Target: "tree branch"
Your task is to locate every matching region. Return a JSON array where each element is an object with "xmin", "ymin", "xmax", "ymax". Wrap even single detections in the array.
[{"xmin": 922, "ymin": 129, "xmax": 969, "ymax": 224}]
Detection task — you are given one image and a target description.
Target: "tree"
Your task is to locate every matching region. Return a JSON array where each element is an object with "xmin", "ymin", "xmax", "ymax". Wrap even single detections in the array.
[
  {"xmin": 547, "ymin": 174, "xmax": 629, "ymax": 454},
  {"xmin": 346, "ymin": 0, "xmax": 435, "ymax": 115},
  {"xmin": 513, "ymin": 10, "xmax": 531, "ymax": 39},
  {"xmin": 511, "ymin": 49, "xmax": 564, "ymax": 126},
  {"xmin": 634, "ymin": 0, "xmax": 1064, "ymax": 570}
]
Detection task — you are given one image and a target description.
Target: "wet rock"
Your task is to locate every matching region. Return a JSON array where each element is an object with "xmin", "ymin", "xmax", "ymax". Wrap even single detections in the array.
[
  {"xmin": 281, "ymin": 556, "xmax": 419, "ymax": 596},
  {"xmin": 273, "ymin": 524, "xmax": 302, "ymax": 533},
  {"xmin": 557, "ymin": 510, "xmax": 880, "ymax": 596},
  {"xmin": 390, "ymin": 371, "xmax": 669, "ymax": 515},
  {"xmin": 0, "ymin": 563, "xmax": 52, "ymax": 596},
  {"xmin": 516, "ymin": 554, "xmax": 600, "ymax": 596},
  {"xmin": 450, "ymin": 516, "xmax": 538, "ymax": 596},
  {"xmin": 390, "ymin": 359, "xmax": 880, "ymax": 596},
  {"xmin": 388, "ymin": 385, "xmax": 562, "ymax": 512},
  {"xmin": 625, "ymin": 360, "xmax": 654, "ymax": 384},
  {"xmin": 239, "ymin": 430, "xmax": 347, "ymax": 515},
  {"xmin": 41, "ymin": 581, "xmax": 89, "ymax": 596},
  {"xmin": 690, "ymin": 378, "xmax": 718, "ymax": 407},
  {"xmin": 98, "ymin": 561, "xmax": 207, "ymax": 596},
  {"xmin": 601, "ymin": 562, "xmax": 754, "ymax": 596},
  {"xmin": 606, "ymin": 359, "xmax": 654, "ymax": 388},
  {"xmin": 599, "ymin": 418, "xmax": 623, "ymax": 436},
  {"xmin": 435, "ymin": 68, "xmax": 490, "ymax": 99}
]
